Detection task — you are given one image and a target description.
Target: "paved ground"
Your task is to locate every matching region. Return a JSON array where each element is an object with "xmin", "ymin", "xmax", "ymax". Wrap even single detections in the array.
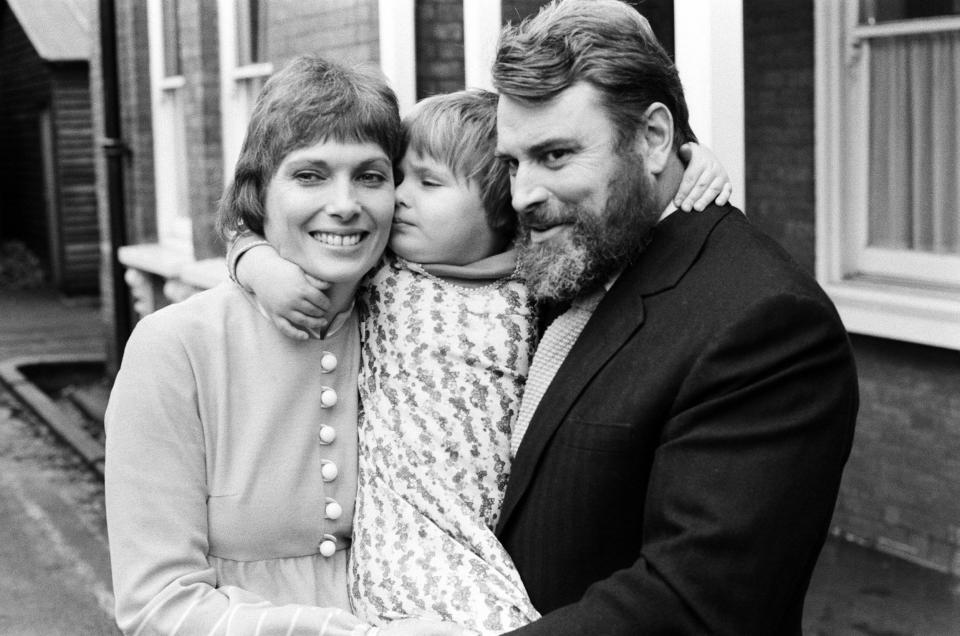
[
  {"xmin": 0, "ymin": 376, "xmax": 117, "ymax": 634},
  {"xmin": 1, "ymin": 286, "xmax": 959, "ymax": 635}
]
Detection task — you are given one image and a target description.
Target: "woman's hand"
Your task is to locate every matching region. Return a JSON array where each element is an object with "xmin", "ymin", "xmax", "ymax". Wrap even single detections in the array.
[
  {"xmin": 377, "ymin": 617, "xmax": 476, "ymax": 635},
  {"xmin": 674, "ymin": 142, "xmax": 733, "ymax": 212},
  {"xmin": 236, "ymin": 243, "xmax": 331, "ymax": 340}
]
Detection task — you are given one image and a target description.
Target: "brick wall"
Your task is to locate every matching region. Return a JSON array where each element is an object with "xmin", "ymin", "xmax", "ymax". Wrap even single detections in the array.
[
  {"xmin": 837, "ymin": 336, "xmax": 960, "ymax": 574},
  {"xmin": 178, "ymin": 1, "xmax": 224, "ymax": 260},
  {"xmin": 267, "ymin": 0, "xmax": 379, "ymax": 65},
  {"xmin": 416, "ymin": 0, "xmax": 464, "ymax": 98},
  {"xmin": 501, "ymin": 1, "xmax": 675, "ymax": 57},
  {"xmin": 743, "ymin": 0, "xmax": 960, "ymax": 575},
  {"xmin": 743, "ymin": 0, "xmax": 816, "ymax": 272},
  {"xmin": 116, "ymin": 0, "xmax": 157, "ymax": 246}
]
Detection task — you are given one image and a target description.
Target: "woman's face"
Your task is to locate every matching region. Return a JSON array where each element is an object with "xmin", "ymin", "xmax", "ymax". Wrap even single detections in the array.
[{"xmin": 263, "ymin": 140, "xmax": 394, "ymax": 286}]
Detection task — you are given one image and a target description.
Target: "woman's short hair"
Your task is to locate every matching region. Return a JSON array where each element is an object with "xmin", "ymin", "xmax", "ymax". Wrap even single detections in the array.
[
  {"xmin": 492, "ymin": 0, "xmax": 696, "ymax": 151},
  {"xmin": 403, "ymin": 89, "xmax": 516, "ymax": 241},
  {"xmin": 218, "ymin": 55, "xmax": 403, "ymax": 238}
]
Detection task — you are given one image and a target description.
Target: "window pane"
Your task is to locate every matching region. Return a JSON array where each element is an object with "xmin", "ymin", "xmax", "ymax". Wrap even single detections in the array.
[
  {"xmin": 236, "ymin": 0, "xmax": 268, "ymax": 66},
  {"xmin": 867, "ymin": 30, "xmax": 960, "ymax": 255},
  {"xmin": 860, "ymin": 0, "xmax": 960, "ymax": 25},
  {"xmin": 162, "ymin": 0, "xmax": 181, "ymax": 77}
]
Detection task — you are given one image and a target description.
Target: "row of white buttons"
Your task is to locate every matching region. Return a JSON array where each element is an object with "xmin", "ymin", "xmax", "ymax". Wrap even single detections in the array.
[{"xmin": 319, "ymin": 351, "xmax": 339, "ymax": 558}]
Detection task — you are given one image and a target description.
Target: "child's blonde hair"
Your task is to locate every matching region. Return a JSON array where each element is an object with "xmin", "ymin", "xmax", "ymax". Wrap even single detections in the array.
[{"xmin": 402, "ymin": 89, "xmax": 516, "ymax": 242}]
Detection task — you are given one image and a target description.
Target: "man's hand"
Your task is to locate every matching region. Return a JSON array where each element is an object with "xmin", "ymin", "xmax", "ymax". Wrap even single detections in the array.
[{"xmin": 675, "ymin": 142, "xmax": 733, "ymax": 212}]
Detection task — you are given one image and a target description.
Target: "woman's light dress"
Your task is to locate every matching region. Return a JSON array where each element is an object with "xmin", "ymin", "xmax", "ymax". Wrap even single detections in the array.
[{"xmin": 105, "ymin": 283, "xmax": 370, "ymax": 635}]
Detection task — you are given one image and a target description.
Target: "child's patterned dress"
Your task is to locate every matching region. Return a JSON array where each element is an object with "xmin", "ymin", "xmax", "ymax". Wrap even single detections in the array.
[{"xmin": 349, "ymin": 255, "xmax": 540, "ymax": 635}]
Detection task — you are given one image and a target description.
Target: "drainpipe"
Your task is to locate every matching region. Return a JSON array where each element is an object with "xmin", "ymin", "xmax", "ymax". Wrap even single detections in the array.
[{"xmin": 98, "ymin": 0, "xmax": 132, "ymax": 362}]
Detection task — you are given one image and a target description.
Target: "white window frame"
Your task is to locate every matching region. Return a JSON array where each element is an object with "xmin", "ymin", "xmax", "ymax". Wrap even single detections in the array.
[
  {"xmin": 674, "ymin": 0, "xmax": 745, "ymax": 212},
  {"xmin": 378, "ymin": 0, "xmax": 416, "ymax": 115},
  {"xmin": 814, "ymin": 1, "xmax": 960, "ymax": 351},
  {"xmin": 147, "ymin": 0, "xmax": 193, "ymax": 255},
  {"xmin": 218, "ymin": 0, "xmax": 273, "ymax": 177},
  {"xmin": 463, "ymin": 0, "xmax": 501, "ymax": 91}
]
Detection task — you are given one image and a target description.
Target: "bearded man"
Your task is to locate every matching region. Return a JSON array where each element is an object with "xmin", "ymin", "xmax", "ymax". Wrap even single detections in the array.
[{"xmin": 492, "ymin": 1, "xmax": 859, "ymax": 634}]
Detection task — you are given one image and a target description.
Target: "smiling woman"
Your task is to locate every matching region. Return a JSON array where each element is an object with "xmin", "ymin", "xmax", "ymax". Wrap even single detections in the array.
[
  {"xmin": 103, "ymin": 56, "xmax": 460, "ymax": 636},
  {"xmin": 264, "ymin": 141, "xmax": 394, "ymax": 307}
]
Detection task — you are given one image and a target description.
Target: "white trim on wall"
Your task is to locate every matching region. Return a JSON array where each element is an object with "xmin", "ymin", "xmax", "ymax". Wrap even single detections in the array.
[
  {"xmin": 674, "ymin": 0, "xmax": 746, "ymax": 212},
  {"xmin": 378, "ymin": 0, "xmax": 416, "ymax": 114},
  {"xmin": 463, "ymin": 0, "xmax": 501, "ymax": 91},
  {"xmin": 147, "ymin": 0, "xmax": 192, "ymax": 255},
  {"xmin": 217, "ymin": 0, "xmax": 273, "ymax": 178}
]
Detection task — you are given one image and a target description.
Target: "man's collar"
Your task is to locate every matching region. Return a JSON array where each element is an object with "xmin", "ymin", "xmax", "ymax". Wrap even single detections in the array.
[{"xmin": 658, "ymin": 201, "xmax": 679, "ymax": 223}]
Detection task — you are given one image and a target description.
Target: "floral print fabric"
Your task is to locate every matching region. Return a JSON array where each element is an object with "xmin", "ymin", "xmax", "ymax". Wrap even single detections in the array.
[{"xmin": 350, "ymin": 256, "xmax": 540, "ymax": 634}]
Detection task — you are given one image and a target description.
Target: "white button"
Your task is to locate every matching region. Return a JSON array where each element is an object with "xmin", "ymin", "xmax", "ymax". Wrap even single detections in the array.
[
  {"xmin": 320, "ymin": 387, "xmax": 338, "ymax": 407},
  {"xmin": 319, "ymin": 539, "xmax": 336, "ymax": 557},
  {"xmin": 318, "ymin": 426, "xmax": 336, "ymax": 444},
  {"xmin": 321, "ymin": 462, "xmax": 338, "ymax": 481},
  {"xmin": 320, "ymin": 352, "xmax": 337, "ymax": 373},
  {"xmin": 325, "ymin": 500, "xmax": 343, "ymax": 520}
]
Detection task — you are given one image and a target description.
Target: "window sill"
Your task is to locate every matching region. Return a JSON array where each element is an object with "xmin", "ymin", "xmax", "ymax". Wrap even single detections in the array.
[
  {"xmin": 118, "ymin": 243, "xmax": 229, "ymax": 318},
  {"xmin": 823, "ymin": 277, "xmax": 960, "ymax": 351}
]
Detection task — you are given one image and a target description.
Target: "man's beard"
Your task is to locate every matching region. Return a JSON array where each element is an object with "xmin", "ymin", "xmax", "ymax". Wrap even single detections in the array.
[{"xmin": 517, "ymin": 151, "xmax": 661, "ymax": 303}]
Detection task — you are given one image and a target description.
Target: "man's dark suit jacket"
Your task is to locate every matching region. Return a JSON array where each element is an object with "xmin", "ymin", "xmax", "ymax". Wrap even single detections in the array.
[{"xmin": 498, "ymin": 204, "xmax": 859, "ymax": 635}]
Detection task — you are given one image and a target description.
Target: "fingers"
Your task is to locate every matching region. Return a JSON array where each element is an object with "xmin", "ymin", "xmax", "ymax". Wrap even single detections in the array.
[
  {"xmin": 688, "ymin": 176, "xmax": 723, "ymax": 212},
  {"xmin": 716, "ymin": 181, "xmax": 733, "ymax": 207},
  {"xmin": 273, "ymin": 316, "xmax": 310, "ymax": 341},
  {"xmin": 293, "ymin": 295, "xmax": 329, "ymax": 317},
  {"xmin": 302, "ymin": 273, "xmax": 331, "ymax": 290},
  {"xmin": 680, "ymin": 175, "xmax": 734, "ymax": 212},
  {"xmin": 288, "ymin": 310, "xmax": 327, "ymax": 333}
]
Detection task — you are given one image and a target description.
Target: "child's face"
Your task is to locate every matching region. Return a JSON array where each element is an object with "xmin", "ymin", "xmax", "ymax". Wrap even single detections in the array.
[
  {"xmin": 390, "ymin": 151, "xmax": 503, "ymax": 265},
  {"xmin": 263, "ymin": 140, "xmax": 394, "ymax": 285}
]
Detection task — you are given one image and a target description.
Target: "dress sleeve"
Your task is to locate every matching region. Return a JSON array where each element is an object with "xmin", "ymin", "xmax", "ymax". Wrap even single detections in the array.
[{"xmin": 104, "ymin": 314, "xmax": 369, "ymax": 636}]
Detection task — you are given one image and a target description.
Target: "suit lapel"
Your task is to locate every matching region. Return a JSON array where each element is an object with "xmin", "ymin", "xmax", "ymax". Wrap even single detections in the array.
[{"xmin": 497, "ymin": 205, "xmax": 734, "ymax": 533}]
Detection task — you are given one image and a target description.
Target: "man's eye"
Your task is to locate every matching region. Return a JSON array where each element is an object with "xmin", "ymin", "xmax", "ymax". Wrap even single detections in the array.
[{"xmin": 543, "ymin": 149, "xmax": 570, "ymax": 165}]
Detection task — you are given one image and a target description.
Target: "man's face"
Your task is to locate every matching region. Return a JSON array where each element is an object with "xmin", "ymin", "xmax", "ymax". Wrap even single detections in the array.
[{"xmin": 495, "ymin": 82, "xmax": 661, "ymax": 302}]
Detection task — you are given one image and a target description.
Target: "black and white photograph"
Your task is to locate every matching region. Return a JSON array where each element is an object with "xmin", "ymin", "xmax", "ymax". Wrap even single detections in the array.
[{"xmin": 0, "ymin": 0, "xmax": 958, "ymax": 634}]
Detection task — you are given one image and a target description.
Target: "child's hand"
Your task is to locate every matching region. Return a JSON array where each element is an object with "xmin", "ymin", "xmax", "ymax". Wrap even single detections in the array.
[
  {"xmin": 675, "ymin": 142, "xmax": 733, "ymax": 212},
  {"xmin": 237, "ymin": 243, "xmax": 331, "ymax": 340}
]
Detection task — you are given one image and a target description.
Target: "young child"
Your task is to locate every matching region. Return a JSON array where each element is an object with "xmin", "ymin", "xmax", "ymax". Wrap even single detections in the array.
[{"xmin": 230, "ymin": 90, "xmax": 731, "ymax": 634}]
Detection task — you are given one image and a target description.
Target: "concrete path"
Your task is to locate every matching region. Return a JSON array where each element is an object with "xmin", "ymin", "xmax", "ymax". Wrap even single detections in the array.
[
  {"xmin": 0, "ymin": 288, "xmax": 116, "ymax": 633},
  {"xmin": 0, "ymin": 288, "xmax": 104, "ymax": 360},
  {"xmin": 0, "ymin": 383, "xmax": 117, "ymax": 634}
]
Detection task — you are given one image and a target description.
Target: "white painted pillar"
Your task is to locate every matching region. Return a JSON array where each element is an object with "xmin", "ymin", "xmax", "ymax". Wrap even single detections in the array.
[
  {"xmin": 463, "ymin": 0, "xmax": 502, "ymax": 90},
  {"xmin": 378, "ymin": 0, "xmax": 417, "ymax": 114},
  {"xmin": 674, "ymin": 0, "xmax": 746, "ymax": 211}
]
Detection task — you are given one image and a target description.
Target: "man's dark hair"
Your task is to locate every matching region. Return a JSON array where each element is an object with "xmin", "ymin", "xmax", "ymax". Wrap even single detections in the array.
[{"xmin": 493, "ymin": 0, "xmax": 697, "ymax": 150}]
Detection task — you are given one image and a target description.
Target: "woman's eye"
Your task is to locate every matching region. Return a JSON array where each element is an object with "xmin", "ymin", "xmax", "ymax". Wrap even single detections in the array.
[
  {"xmin": 294, "ymin": 171, "xmax": 324, "ymax": 183},
  {"xmin": 358, "ymin": 172, "xmax": 388, "ymax": 186},
  {"xmin": 422, "ymin": 179, "xmax": 442, "ymax": 188}
]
